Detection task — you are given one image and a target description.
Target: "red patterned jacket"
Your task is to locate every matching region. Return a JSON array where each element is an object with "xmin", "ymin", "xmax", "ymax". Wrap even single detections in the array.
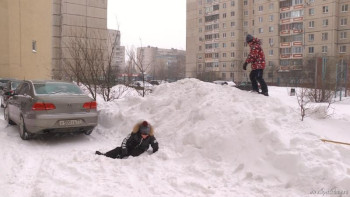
[{"xmin": 245, "ymin": 38, "xmax": 266, "ymax": 70}]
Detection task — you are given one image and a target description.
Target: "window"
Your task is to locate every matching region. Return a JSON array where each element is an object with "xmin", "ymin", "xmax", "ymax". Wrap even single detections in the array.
[
  {"xmin": 309, "ymin": 47, "xmax": 314, "ymax": 54},
  {"xmin": 223, "ymin": 3, "xmax": 226, "ymax": 8},
  {"xmin": 269, "ymin": 38, "xmax": 274, "ymax": 45},
  {"xmin": 223, "ymin": 23, "xmax": 226, "ymax": 28},
  {"xmin": 340, "ymin": 45, "xmax": 347, "ymax": 53},
  {"xmin": 309, "ymin": 8, "xmax": 314, "ymax": 15},
  {"xmin": 323, "ymin": 19, "xmax": 328, "ymax": 26},
  {"xmin": 340, "ymin": 32, "xmax": 347, "ymax": 39},
  {"xmin": 309, "ymin": 21, "xmax": 314, "ymax": 28},
  {"xmin": 269, "ymin": 15, "xmax": 274, "ymax": 22},
  {"xmin": 292, "ymin": 46, "xmax": 302, "ymax": 53},
  {"xmin": 323, "ymin": 6, "xmax": 328, "ymax": 13},
  {"xmin": 214, "ymin": 53, "xmax": 219, "ymax": 58},
  {"xmin": 222, "ymin": 43, "xmax": 226, "ymax": 48},
  {"xmin": 258, "ymin": 5, "xmax": 263, "ymax": 11},
  {"xmin": 295, "ymin": 0, "xmax": 303, "ymax": 5},
  {"xmin": 231, "ymin": 63, "xmax": 234, "ymax": 68},
  {"xmin": 269, "ymin": 26, "xmax": 274, "ymax": 32},
  {"xmin": 223, "ymin": 13, "xmax": 227, "ymax": 18},
  {"xmin": 244, "ymin": 0, "xmax": 247, "ymax": 6},
  {"xmin": 231, "ymin": 42, "xmax": 235, "ymax": 47},
  {"xmin": 223, "ymin": 63, "xmax": 226, "ymax": 68},
  {"xmin": 243, "ymin": 21, "xmax": 248, "ymax": 26},
  {"xmin": 231, "ymin": 22, "xmax": 235, "ymax": 27},
  {"xmin": 231, "ymin": 52, "xmax": 235, "ymax": 57},
  {"xmin": 231, "ymin": 11, "xmax": 235, "ymax": 16},
  {"xmin": 231, "ymin": 1, "xmax": 235, "ymax": 6},
  {"xmin": 259, "ymin": 17, "xmax": 263, "ymax": 23},
  {"xmin": 32, "ymin": 40, "xmax": 37, "ymax": 52},
  {"xmin": 341, "ymin": 18, "xmax": 347, "ymax": 26},
  {"xmin": 322, "ymin": 46, "xmax": 328, "ymax": 53},
  {"xmin": 222, "ymin": 73, "xmax": 226, "ymax": 78},
  {"xmin": 269, "ymin": 3, "xmax": 274, "ymax": 10},
  {"xmin": 322, "ymin": 32, "xmax": 328, "ymax": 40},
  {"xmin": 259, "ymin": 28, "xmax": 263, "ymax": 33},
  {"xmin": 34, "ymin": 82, "xmax": 84, "ymax": 95},
  {"xmin": 269, "ymin": 49, "xmax": 274, "ymax": 56},
  {"xmin": 244, "ymin": 11, "xmax": 248, "ymax": 16},
  {"xmin": 199, "ymin": 18, "xmax": 202, "ymax": 23},
  {"xmin": 223, "ymin": 53, "xmax": 227, "ymax": 57},
  {"xmin": 341, "ymin": 4, "xmax": 348, "ymax": 12},
  {"xmin": 223, "ymin": 33, "xmax": 226, "ymax": 38},
  {"xmin": 308, "ymin": 34, "xmax": 314, "ymax": 41},
  {"xmin": 199, "ymin": 46, "xmax": 202, "ymax": 51},
  {"xmin": 231, "ymin": 32, "xmax": 235, "ymax": 37}
]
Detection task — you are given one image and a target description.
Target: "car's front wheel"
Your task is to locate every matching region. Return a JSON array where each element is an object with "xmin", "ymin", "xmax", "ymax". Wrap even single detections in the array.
[
  {"xmin": 19, "ymin": 116, "xmax": 30, "ymax": 140},
  {"xmin": 4, "ymin": 106, "xmax": 15, "ymax": 125}
]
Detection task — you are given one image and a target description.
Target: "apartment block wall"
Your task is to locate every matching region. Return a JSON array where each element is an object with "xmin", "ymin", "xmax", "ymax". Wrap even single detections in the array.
[
  {"xmin": 0, "ymin": 0, "xmax": 10, "ymax": 77},
  {"xmin": 52, "ymin": 0, "xmax": 108, "ymax": 79},
  {"xmin": 186, "ymin": 0, "xmax": 350, "ymax": 83},
  {"xmin": 138, "ymin": 46, "xmax": 186, "ymax": 77},
  {"xmin": 0, "ymin": 0, "xmax": 52, "ymax": 80}
]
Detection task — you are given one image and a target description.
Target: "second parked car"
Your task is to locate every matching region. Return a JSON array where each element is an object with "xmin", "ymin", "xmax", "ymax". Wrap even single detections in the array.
[
  {"xmin": 1, "ymin": 79, "xmax": 21, "ymax": 108},
  {"xmin": 4, "ymin": 80, "xmax": 98, "ymax": 140}
]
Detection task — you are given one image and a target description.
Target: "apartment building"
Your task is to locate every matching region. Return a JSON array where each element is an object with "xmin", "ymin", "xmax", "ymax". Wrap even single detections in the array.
[
  {"xmin": 137, "ymin": 46, "xmax": 186, "ymax": 80},
  {"xmin": 108, "ymin": 29, "xmax": 126, "ymax": 69},
  {"xmin": 0, "ymin": 0, "xmax": 109, "ymax": 80},
  {"xmin": 186, "ymin": 0, "xmax": 350, "ymax": 84}
]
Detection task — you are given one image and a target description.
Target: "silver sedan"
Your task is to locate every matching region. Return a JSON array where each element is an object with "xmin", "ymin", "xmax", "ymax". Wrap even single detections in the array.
[{"xmin": 4, "ymin": 80, "xmax": 98, "ymax": 140}]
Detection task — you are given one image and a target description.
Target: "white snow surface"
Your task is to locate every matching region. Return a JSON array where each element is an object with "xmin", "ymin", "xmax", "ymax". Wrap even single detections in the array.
[{"xmin": 1, "ymin": 78, "xmax": 350, "ymax": 197}]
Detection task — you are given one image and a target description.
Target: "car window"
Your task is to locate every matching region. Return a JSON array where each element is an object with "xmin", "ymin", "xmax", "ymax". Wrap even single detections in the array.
[
  {"xmin": 11, "ymin": 81, "xmax": 21, "ymax": 90},
  {"xmin": 34, "ymin": 82, "xmax": 83, "ymax": 95}
]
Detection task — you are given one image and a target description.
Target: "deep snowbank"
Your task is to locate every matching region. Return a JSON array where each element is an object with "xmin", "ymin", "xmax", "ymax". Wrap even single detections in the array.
[
  {"xmin": 96, "ymin": 79, "xmax": 350, "ymax": 196},
  {"xmin": 1, "ymin": 78, "xmax": 349, "ymax": 197}
]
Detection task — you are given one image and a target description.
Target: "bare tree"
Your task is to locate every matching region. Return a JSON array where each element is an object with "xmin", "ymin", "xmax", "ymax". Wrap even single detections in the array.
[
  {"xmin": 61, "ymin": 30, "xmax": 122, "ymax": 101},
  {"xmin": 126, "ymin": 45, "xmax": 151, "ymax": 97},
  {"xmin": 296, "ymin": 88, "xmax": 310, "ymax": 121}
]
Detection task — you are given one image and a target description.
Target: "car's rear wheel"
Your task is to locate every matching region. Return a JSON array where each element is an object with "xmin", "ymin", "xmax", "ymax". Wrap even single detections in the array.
[
  {"xmin": 19, "ymin": 116, "xmax": 30, "ymax": 140},
  {"xmin": 4, "ymin": 106, "xmax": 15, "ymax": 125}
]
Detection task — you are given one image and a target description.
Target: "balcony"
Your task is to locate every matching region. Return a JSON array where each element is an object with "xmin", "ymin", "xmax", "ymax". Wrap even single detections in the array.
[
  {"xmin": 280, "ymin": 42, "xmax": 291, "ymax": 47},
  {"xmin": 280, "ymin": 53, "xmax": 303, "ymax": 59}
]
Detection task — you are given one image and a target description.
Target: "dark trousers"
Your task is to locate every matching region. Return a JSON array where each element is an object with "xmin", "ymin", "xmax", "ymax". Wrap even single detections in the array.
[
  {"xmin": 104, "ymin": 147, "xmax": 123, "ymax": 159},
  {"xmin": 103, "ymin": 147, "xmax": 145, "ymax": 159},
  {"xmin": 249, "ymin": 69, "xmax": 268, "ymax": 93}
]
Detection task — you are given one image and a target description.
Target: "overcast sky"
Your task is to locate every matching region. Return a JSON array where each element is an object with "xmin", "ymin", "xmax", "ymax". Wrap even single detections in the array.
[{"xmin": 107, "ymin": 0, "xmax": 186, "ymax": 50}]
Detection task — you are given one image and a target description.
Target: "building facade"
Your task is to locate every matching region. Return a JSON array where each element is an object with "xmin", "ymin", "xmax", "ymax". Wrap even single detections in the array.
[
  {"xmin": 186, "ymin": 0, "xmax": 350, "ymax": 84},
  {"xmin": 137, "ymin": 46, "xmax": 186, "ymax": 81},
  {"xmin": 108, "ymin": 29, "xmax": 126, "ymax": 69},
  {"xmin": 0, "ymin": 0, "xmax": 109, "ymax": 80}
]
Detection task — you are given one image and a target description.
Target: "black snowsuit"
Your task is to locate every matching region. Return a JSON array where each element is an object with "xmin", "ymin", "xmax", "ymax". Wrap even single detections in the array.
[{"xmin": 104, "ymin": 132, "xmax": 159, "ymax": 159}]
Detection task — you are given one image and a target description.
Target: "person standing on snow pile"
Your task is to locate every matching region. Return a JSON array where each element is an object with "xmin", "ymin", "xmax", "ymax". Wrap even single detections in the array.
[
  {"xmin": 96, "ymin": 121, "xmax": 159, "ymax": 159},
  {"xmin": 242, "ymin": 34, "xmax": 269, "ymax": 96}
]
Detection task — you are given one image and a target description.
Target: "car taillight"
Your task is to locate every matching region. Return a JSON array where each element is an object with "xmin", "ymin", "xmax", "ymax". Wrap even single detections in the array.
[
  {"xmin": 32, "ymin": 102, "xmax": 56, "ymax": 111},
  {"xmin": 83, "ymin": 101, "xmax": 97, "ymax": 109}
]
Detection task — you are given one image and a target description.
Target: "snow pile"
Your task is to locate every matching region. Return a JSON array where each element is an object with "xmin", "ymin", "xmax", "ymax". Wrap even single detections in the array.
[{"xmin": 1, "ymin": 78, "xmax": 350, "ymax": 197}]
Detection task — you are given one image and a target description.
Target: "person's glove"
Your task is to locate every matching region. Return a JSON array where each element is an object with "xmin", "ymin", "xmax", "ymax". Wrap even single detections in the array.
[
  {"xmin": 243, "ymin": 62, "xmax": 248, "ymax": 70},
  {"xmin": 121, "ymin": 148, "xmax": 128, "ymax": 156}
]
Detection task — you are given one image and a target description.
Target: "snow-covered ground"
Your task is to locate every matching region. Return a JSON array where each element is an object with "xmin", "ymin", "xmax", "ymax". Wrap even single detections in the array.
[{"xmin": 0, "ymin": 78, "xmax": 350, "ymax": 197}]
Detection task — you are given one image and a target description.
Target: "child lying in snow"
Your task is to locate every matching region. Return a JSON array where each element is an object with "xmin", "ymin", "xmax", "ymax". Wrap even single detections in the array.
[{"xmin": 95, "ymin": 121, "xmax": 159, "ymax": 159}]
